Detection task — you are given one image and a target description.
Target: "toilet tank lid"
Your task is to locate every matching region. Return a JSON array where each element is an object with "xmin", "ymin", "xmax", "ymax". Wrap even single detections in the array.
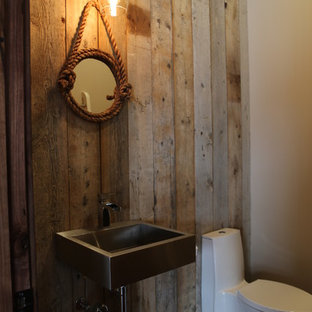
[
  {"xmin": 238, "ymin": 280, "xmax": 312, "ymax": 312},
  {"xmin": 202, "ymin": 228, "xmax": 240, "ymax": 239}
]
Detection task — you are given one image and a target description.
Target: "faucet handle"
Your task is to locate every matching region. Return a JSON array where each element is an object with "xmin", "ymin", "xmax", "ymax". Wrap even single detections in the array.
[
  {"xmin": 98, "ymin": 194, "xmax": 121, "ymax": 211},
  {"xmin": 104, "ymin": 201, "xmax": 121, "ymax": 212},
  {"xmin": 98, "ymin": 195, "xmax": 122, "ymax": 227},
  {"xmin": 105, "ymin": 201, "xmax": 122, "ymax": 224}
]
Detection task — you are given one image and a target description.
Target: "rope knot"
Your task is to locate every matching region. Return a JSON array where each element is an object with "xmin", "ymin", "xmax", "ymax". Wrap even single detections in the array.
[
  {"xmin": 119, "ymin": 83, "xmax": 132, "ymax": 101},
  {"xmin": 58, "ymin": 69, "xmax": 76, "ymax": 91}
]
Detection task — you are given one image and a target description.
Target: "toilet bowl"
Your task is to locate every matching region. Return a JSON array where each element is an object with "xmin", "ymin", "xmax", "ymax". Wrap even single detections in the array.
[{"xmin": 201, "ymin": 228, "xmax": 312, "ymax": 312}]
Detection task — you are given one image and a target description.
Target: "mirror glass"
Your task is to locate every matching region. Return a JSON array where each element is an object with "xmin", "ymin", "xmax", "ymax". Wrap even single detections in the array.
[{"xmin": 71, "ymin": 59, "xmax": 116, "ymax": 113}]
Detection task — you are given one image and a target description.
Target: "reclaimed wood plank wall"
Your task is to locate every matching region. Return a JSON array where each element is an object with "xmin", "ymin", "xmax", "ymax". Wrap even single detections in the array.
[
  {"xmin": 6, "ymin": 0, "xmax": 33, "ymax": 296},
  {"xmin": 30, "ymin": 0, "xmax": 248, "ymax": 311},
  {"xmin": 0, "ymin": 0, "xmax": 13, "ymax": 310}
]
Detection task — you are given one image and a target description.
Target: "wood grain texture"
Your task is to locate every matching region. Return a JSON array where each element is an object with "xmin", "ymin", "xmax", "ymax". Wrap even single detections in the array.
[
  {"xmin": 5, "ymin": 0, "xmax": 32, "ymax": 292},
  {"xmin": 128, "ymin": 0, "xmax": 154, "ymax": 226},
  {"xmin": 172, "ymin": 0, "xmax": 196, "ymax": 311},
  {"xmin": 99, "ymin": 11, "xmax": 123, "ymax": 209},
  {"xmin": 130, "ymin": 278, "xmax": 156, "ymax": 312},
  {"xmin": 66, "ymin": 0, "xmax": 103, "ymax": 306},
  {"xmin": 151, "ymin": 0, "xmax": 177, "ymax": 310},
  {"xmin": 0, "ymin": 0, "xmax": 13, "ymax": 309},
  {"xmin": 192, "ymin": 0, "xmax": 214, "ymax": 309},
  {"xmin": 66, "ymin": 0, "xmax": 100, "ymax": 235},
  {"xmin": 173, "ymin": 0, "xmax": 195, "ymax": 237},
  {"xmin": 150, "ymin": 0, "xmax": 175, "ymax": 234},
  {"xmin": 127, "ymin": 1, "xmax": 156, "ymax": 310},
  {"xmin": 99, "ymin": 12, "xmax": 129, "ymax": 221},
  {"xmin": 99, "ymin": 10, "xmax": 129, "ymax": 311},
  {"xmin": 210, "ymin": 0, "xmax": 229, "ymax": 229},
  {"xmin": 30, "ymin": 0, "xmax": 72, "ymax": 310},
  {"xmin": 225, "ymin": 0, "xmax": 242, "ymax": 229},
  {"xmin": 24, "ymin": 0, "xmax": 37, "ymax": 307},
  {"xmin": 28, "ymin": 0, "xmax": 246, "ymax": 310}
]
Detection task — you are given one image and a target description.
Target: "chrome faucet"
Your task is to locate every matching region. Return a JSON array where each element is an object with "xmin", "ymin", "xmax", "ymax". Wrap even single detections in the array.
[{"xmin": 98, "ymin": 195, "xmax": 121, "ymax": 228}]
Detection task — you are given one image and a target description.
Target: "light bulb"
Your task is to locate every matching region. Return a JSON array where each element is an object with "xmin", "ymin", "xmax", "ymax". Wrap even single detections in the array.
[
  {"xmin": 110, "ymin": 0, "xmax": 118, "ymax": 16},
  {"xmin": 100, "ymin": 0, "xmax": 129, "ymax": 17}
]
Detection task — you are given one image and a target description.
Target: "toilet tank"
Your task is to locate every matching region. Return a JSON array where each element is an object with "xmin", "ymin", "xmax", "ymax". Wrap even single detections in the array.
[{"xmin": 202, "ymin": 228, "xmax": 245, "ymax": 311}]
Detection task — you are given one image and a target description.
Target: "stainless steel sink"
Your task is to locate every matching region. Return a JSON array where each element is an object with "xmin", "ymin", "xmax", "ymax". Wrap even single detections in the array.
[{"xmin": 56, "ymin": 221, "xmax": 195, "ymax": 290}]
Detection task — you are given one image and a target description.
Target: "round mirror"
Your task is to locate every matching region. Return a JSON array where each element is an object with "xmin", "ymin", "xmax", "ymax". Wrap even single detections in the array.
[
  {"xmin": 58, "ymin": 48, "xmax": 131, "ymax": 122},
  {"xmin": 71, "ymin": 59, "xmax": 116, "ymax": 114}
]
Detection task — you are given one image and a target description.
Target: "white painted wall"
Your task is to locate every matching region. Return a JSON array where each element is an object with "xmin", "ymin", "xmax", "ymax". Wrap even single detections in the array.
[{"xmin": 247, "ymin": 0, "xmax": 312, "ymax": 293}]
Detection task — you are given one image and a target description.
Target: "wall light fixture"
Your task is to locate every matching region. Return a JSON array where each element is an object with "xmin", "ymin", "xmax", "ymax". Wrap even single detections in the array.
[{"xmin": 100, "ymin": 0, "xmax": 129, "ymax": 17}]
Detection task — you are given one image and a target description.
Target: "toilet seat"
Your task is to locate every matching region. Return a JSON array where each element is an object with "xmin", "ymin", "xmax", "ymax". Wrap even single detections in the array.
[{"xmin": 238, "ymin": 279, "xmax": 312, "ymax": 312}]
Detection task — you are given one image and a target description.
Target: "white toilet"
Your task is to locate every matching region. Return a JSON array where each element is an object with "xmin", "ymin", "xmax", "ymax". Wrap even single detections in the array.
[{"xmin": 202, "ymin": 228, "xmax": 312, "ymax": 312}]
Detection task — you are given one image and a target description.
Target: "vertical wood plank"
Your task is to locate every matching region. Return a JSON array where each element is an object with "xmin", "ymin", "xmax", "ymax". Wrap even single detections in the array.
[
  {"xmin": 130, "ymin": 278, "xmax": 156, "ymax": 312},
  {"xmin": 30, "ymin": 0, "xmax": 72, "ymax": 310},
  {"xmin": 99, "ymin": 11, "xmax": 129, "ymax": 221},
  {"xmin": 239, "ymin": 0, "xmax": 251, "ymax": 280},
  {"xmin": 5, "ymin": 0, "xmax": 32, "ymax": 293},
  {"xmin": 151, "ymin": 0, "xmax": 177, "ymax": 311},
  {"xmin": 173, "ymin": 0, "xmax": 195, "ymax": 237},
  {"xmin": 99, "ymin": 10, "xmax": 129, "ymax": 311},
  {"xmin": 65, "ymin": 0, "xmax": 102, "ymax": 305},
  {"xmin": 25, "ymin": 0, "xmax": 38, "ymax": 307},
  {"xmin": 192, "ymin": 0, "xmax": 214, "ymax": 309},
  {"xmin": 127, "ymin": 1, "xmax": 156, "ymax": 311},
  {"xmin": 128, "ymin": 0, "xmax": 154, "ymax": 225},
  {"xmin": 172, "ymin": 0, "xmax": 196, "ymax": 311},
  {"xmin": 155, "ymin": 270, "xmax": 177, "ymax": 312},
  {"xmin": 225, "ymin": 0, "xmax": 242, "ymax": 229},
  {"xmin": 66, "ymin": 0, "xmax": 100, "ymax": 231},
  {"xmin": 0, "ymin": 0, "xmax": 13, "ymax": 309},
  {"xmin": 150, "ymin": 0, "xmax": 175, "ymax": 236},
  {"xmin": 98, "ymin": 8, "xmax": 122, "ymax": 206},
  {"xmin": 210, "ymin": 0, "xmax": 229, "ymax": 229}
]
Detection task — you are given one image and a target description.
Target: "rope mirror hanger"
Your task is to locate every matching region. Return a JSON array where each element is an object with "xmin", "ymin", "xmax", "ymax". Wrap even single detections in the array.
[{"xmin": 57, "ymin": 0, "xmax": 132, "ymax": 122}]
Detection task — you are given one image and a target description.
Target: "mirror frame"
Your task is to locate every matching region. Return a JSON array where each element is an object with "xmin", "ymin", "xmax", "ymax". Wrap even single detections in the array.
[{"xmin": 58, "ymin": 48, "xmax": 131, "ymax": 122}]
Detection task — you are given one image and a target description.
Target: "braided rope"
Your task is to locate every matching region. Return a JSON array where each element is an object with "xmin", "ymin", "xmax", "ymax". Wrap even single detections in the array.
[{"xmin": 57, "ymin": 0, "xmax": 131, "ymax": 122}]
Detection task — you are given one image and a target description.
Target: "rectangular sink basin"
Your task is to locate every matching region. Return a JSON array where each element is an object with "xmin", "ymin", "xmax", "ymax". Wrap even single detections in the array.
[{"xmin": 56, "ymin": 221, "xmax": 195, "ymax": 290}]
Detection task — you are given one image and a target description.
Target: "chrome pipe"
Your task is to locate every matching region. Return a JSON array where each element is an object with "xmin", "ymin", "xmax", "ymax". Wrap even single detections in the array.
[{"xmin": 120, "ymin": 286, "xmax": 127, "ymax": 312}]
